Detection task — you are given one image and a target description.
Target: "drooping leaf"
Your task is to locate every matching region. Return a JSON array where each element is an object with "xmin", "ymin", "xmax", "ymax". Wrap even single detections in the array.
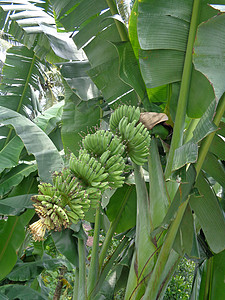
[
  {"xmin": 0, "ymin": 164, "xmax": 37, "ymax": 197},
  {"xmin": 0, "ymin": 1, "xmax": 80, "ymax": 62},
  {"xmin": 51, "ymin": 228, "xmax": 79, "ymax": 267},
  {"xmin": 172, "ymin": 142, "xmax": 198, "ymax": 171},
  {"xmin": 0, "ymin": 107, "xmax": 63, "ymax": 182},
  {"xmin": 152, "ymin": 165, "xmax": 196, "ymax": 238},
  {"xmin": 173, "ymin": 204, "xmax": 194, "ymax": 256},
  {"xmin": 0, "ymin": 46, "xmax": 40, "ymax": 115},
  {"xmin": 113, "ymin": 41, "xmax": 147, "ymax": 100}
]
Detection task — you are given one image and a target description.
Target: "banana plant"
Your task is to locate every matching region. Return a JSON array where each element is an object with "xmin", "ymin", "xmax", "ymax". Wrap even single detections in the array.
[{"xmin": 0, "ymin": 0, "xmax": 225, "ymax": 299}]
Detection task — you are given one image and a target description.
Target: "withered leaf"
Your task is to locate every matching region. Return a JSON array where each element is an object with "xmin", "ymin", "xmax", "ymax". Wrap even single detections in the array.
[{"xmin": 139, "ymin": 112, "xmax": 168, "ymax": 130}]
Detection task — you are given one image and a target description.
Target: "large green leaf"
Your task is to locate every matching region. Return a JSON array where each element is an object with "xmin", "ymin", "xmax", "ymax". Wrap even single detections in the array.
[
  {"xmin": 0, "ymin": 107, "xmax": 63, "ymax": 182},
  {"xmin": 60, "ymin": 61, "xmax": 99, "ymax": 101},
  {"xmin": 137, "ymin": 0, "xmax": 224, "ymax": 118},
  {"xmin": 0, "ymin": 0, "xmax": 81, "ymax": 62},
  {"xmin": 0, "ymin": 210, "xmax": 34, "ymax": 281},
  {"xmin": 106, "ymin": 184, "xmax": 137, "ymax": 233},
  {"xmin": 190, "ymin": 172, "xmax": 225, "ymax": 253},
  {"xmin": 51, "ymin": 229, "xmax": 79, "ymax": 267},
  {"xmin": 193, "ymin": 13, "xmax": 225, "ymax": 100},
  {"xmin": 0, "ymin": 46, "xmax": 40, "ymax": 115},
  {"xmin": 51, "ymin": 0, "xmax": 143, "ymax": 107}
]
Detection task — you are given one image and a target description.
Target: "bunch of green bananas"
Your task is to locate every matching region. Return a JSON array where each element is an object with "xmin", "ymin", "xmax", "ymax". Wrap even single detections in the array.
[
  {"xmin": 30, "ymin": 104, "xmax": 151, "ymax": 241},
  {"xmin": 109, "ymin": 105, "xmax": 140, "ymax": 134},
  {"xmin": 110, "ymin": 105, "xmax": 150, "ymax": 165}
]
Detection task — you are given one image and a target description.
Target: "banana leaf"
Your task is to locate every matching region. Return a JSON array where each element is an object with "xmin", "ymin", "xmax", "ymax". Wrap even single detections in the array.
[
  {"xmin": 0, "ymin": 210, "xmax": 34, "ymax": 281},
  {"xmin": 137, "ymin": 0, "xmax": 225, "ymax": 118},
  {"xmin": 0, "ymin": 107, "xmax": 63, "ymax": 182},
  {"xmin": 0, "ymin": 0, "xmax": 83, "ymax": 62},
  {"xmin": 51, "ymin": 0, "xmax": 148, "ymax": 108}
]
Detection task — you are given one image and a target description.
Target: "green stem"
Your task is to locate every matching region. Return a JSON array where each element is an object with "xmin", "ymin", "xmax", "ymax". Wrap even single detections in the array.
[
  {"xmin": 99, "ymin": 186, "xmax": 132, "ymax": 269},
  {"xmin": 195, "ymin": 93, "xmax": 225, "ymax": 175},
  {"xmin": 165, "ymin": 0, "xmax": 201, "ymax": 179},
  {"xmin": 204, "ymin": 257, "xmax": 213, "ymax": 300},
  {"xmin": 106, "ymin": 0, "xmax": 129, "ymax": 41},
  {"xmin": 87, "ymin": 204, "xmax": 101, "ymax": 297},
  {"xmin": 78, "ymin": 238, "xmax": 86, "ymax": 300},
  {"xmin": 73, "ymin": 268, "xmax": 79, "ymax": 300},
  {"xmin": 143, "ymin": 200, "xmax": 189, "ymax": 300},
  {"xmin": 93, "ymin": 236, "xmax": 129, "ymax": 297}
]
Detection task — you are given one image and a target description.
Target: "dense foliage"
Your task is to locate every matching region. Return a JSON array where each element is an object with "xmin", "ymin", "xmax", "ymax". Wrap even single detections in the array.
[{"xmin": 0, "ymin": 0, "xmax": 225, "ymax": 299}]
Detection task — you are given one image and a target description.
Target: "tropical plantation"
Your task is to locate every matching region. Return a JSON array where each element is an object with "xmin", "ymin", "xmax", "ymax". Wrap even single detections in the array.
[{"xmin": 0, "ymin": 0, "xmax": 225, "ymax": 299}]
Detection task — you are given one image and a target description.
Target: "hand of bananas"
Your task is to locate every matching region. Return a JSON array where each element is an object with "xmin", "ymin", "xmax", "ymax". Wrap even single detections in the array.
[{"xmin": 29, "ymin": 105, "xmax": 150, "ymax": 241}]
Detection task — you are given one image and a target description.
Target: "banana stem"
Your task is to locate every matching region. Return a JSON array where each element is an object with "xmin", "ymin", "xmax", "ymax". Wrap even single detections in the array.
[
  {"xmin": 78, "ymin": 237, "xmax": 86, "ymax": 300},
  {"xmin": 143, "ymin": 200, "xmax": 189, "ymax": 300},
  {"xmin": 72, "ymin": 268, "xmax": 79, "ymax": 300},
  {"xmin": 105, "ymin": 0, "xmax": 129, "ymax": 41},
  {"xmin": 87, "ymin": 204, "xmax": 101, "ymax": 297},
  {"xmin": 165, "ymin": 0, "xmax": 201, "ymax": 178},
  {"xmin": 99, "ymin": 187, "xmax": 132, "ymax": 269}
]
